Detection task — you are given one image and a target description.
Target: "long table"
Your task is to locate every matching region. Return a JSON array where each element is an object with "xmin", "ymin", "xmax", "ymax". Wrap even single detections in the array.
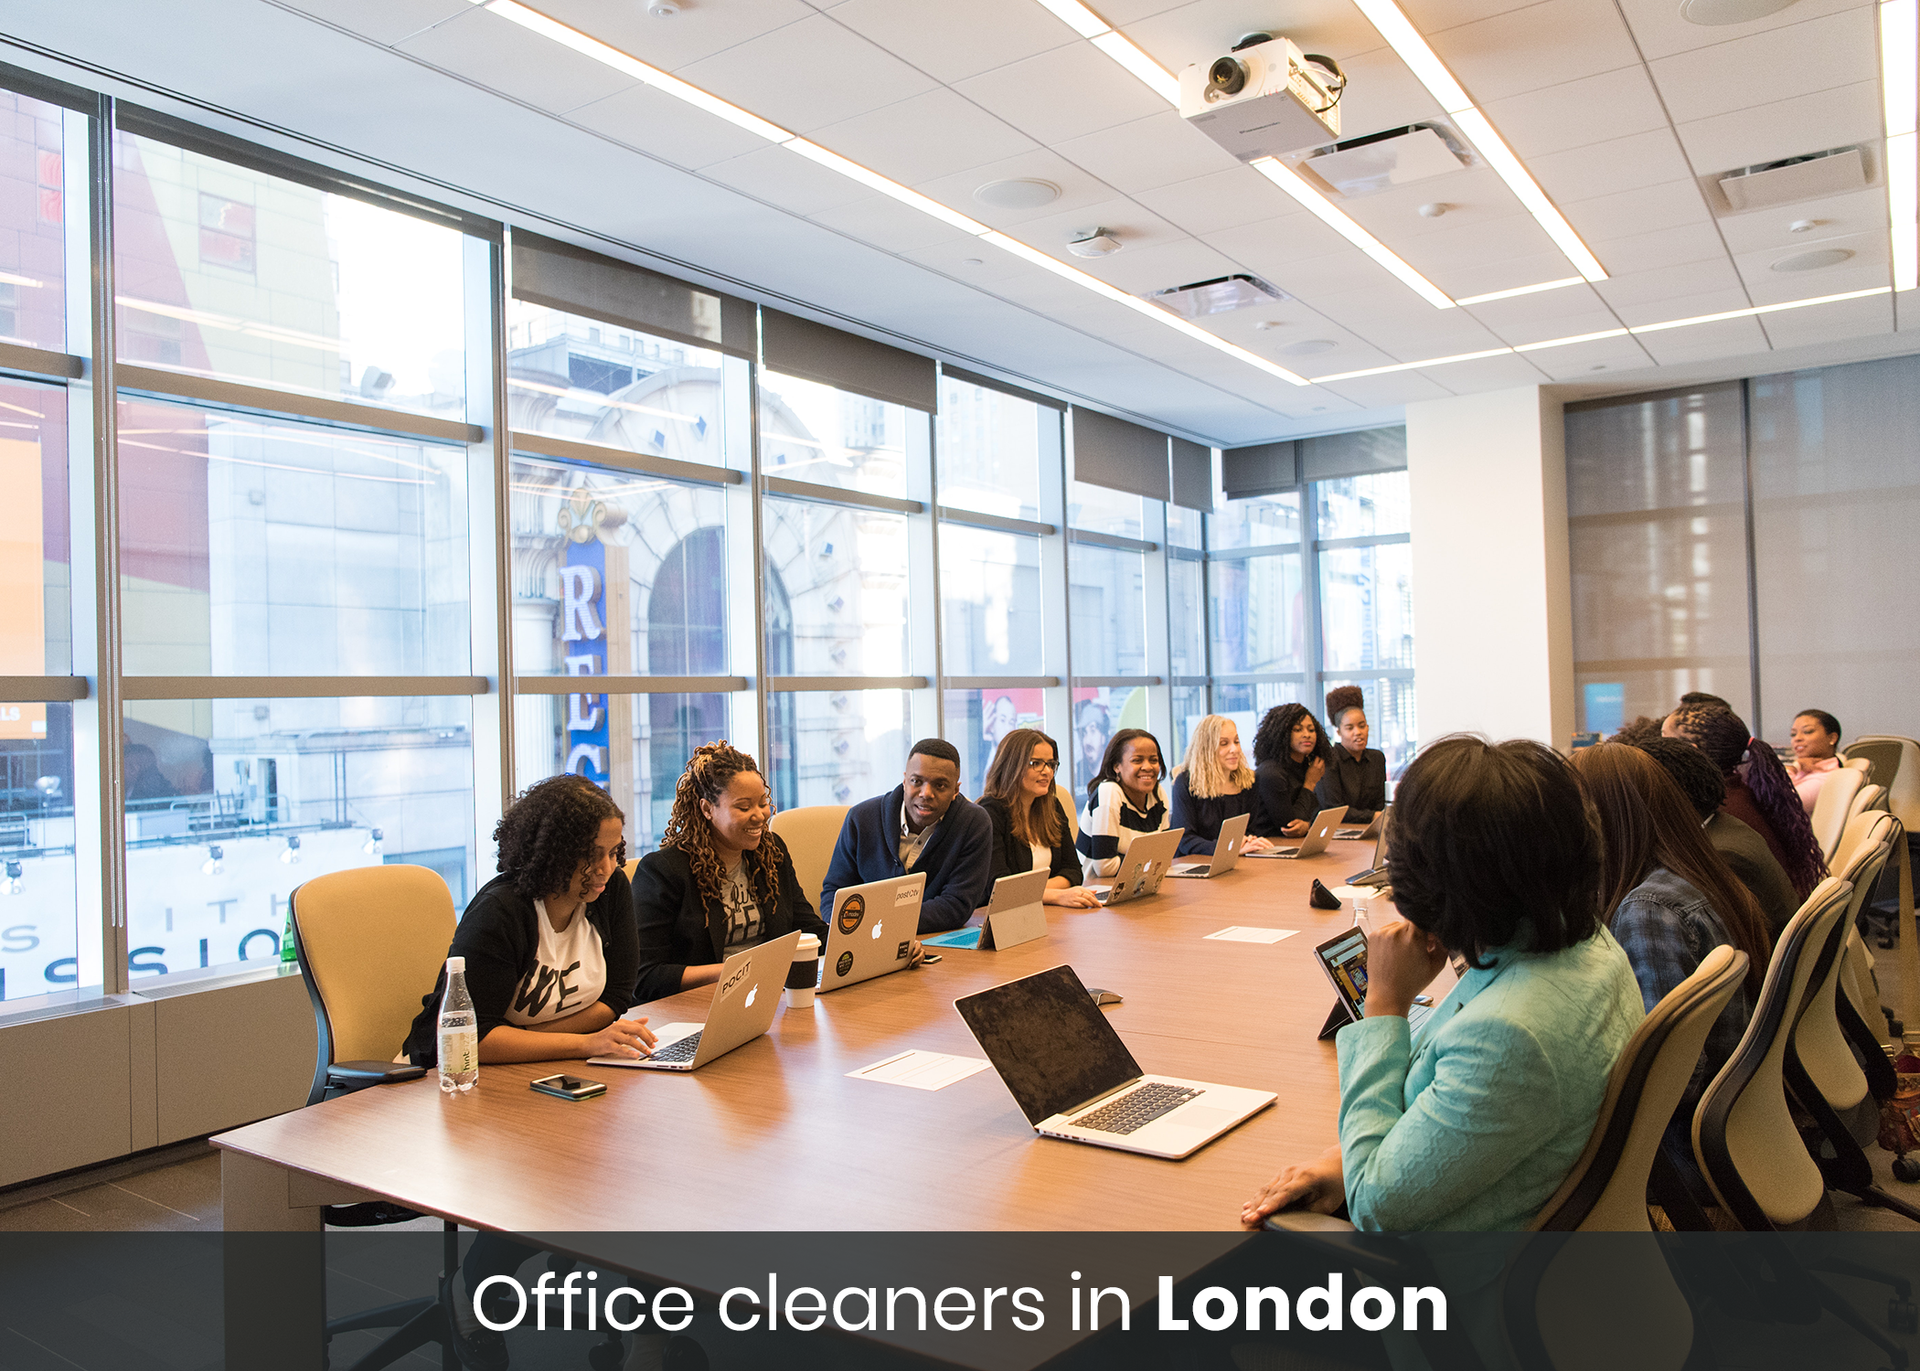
[{"xmin": 216, "ymin": 842, "xmax": 1383, "ymax": 1234}]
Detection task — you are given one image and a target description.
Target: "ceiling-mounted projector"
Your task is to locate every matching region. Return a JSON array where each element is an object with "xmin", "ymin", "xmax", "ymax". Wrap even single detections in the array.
[{"xmin": 1180, "ymin": 35, "xmax": 1344, "ymax": 161}]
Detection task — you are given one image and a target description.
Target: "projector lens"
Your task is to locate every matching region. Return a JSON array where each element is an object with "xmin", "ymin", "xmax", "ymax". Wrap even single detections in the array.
[{"xmin": 1207, "ymin": 57, "xmax": 1248, "ymax": 96}]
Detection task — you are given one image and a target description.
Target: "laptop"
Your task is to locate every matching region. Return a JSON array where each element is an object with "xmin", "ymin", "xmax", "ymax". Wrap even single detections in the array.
[
  {"xmin": 1335, "ymin": 808, "xmax": 1388, "ymax": 842},
  {"xmin": 1243, "ymin": 805, "xmax": 1348, "ymax": 859},
  {"xmin": 1313, "ymin": 926, "xmax": 1434, "ymax": 1041},
  {"xmin": 819, "ymin": 872, "xmax": 927, "ymax": 993},
  {"xmin": 955, "ymin": 964, "xmax": 1275, "ymax": 1160},
  {"xmin": 923, "ymin": 869, "xmax": 1050, "ymax": 951},
  {"xmin": 588, "ymin": 929, "xmax": 804, "ymax": 1071},
  {"xmin": 1088, "ymin": 827, "xmax": 1183, "ymax": 906},
  {"xmin": 1347, "ymin": 820, "xmax": 1392, "ymax": 888},
  {"xmin": 1166, "ymin": 811, "xmax": 1248, "ymax": 878}
]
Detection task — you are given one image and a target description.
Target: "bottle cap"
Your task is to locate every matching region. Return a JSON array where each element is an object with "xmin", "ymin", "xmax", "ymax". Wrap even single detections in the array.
[{"xmin": 446, "ymin": 956, "xmax": 465, "ymax": 974}]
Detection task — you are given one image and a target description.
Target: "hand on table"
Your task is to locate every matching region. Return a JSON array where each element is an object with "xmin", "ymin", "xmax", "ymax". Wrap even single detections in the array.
[
  {"xmin": 1241, "ymin": 1146, "xmax": 1345, "ymax": 1227},
  {"xmin": 1363, "ymin": 918, "xmax": 1450, "ymax": 1019},
  {"xmin": 1045, "ymin": 886, "xmax": 1103, "ymax": 908},
  {"xmin": 582, "ymin": 1017, "xmax": 655, "ymax": 1059},
  {"xmin": 1243, "ymin": 835, "xmax": 1276, "ymax": 854},
  {"xmin": 1281, "ymin": 820, "xmax": 1310, "ymax": 838}
]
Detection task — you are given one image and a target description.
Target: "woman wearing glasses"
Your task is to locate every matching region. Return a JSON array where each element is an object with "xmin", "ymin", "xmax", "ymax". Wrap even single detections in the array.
[{"xmin": 978, "ymin": 727, "xmax": 1102, "ymax": 907}]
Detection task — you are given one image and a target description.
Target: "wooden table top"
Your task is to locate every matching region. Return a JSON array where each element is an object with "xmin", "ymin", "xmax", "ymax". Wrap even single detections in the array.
[{"xmin": 215, "ymin": 842, "xmax": 1386, "ymax": 1233}]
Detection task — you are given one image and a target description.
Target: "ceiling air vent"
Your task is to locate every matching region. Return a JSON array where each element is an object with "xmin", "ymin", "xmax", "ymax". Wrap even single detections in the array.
[
  {"xmin": 1149, "ymin": 274, "xmax": 1289, "ymax": 318},
  {"xmin": 1714, "ymin": 146, "xmax": 1870, "ymax": 214}
]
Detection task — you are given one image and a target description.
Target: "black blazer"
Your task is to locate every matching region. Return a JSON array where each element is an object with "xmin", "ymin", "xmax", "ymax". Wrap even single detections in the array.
[
  {"xmin": 1250, "ymin": 758, "xmax": 1319, "ymax": 837},
  {"xmin": 632, "ymin": 840, "xmax": 828, "ymax": 1005},
  {"xmin": 979, "ymin": 795, "xmax": 1083, "ymax": 886}
]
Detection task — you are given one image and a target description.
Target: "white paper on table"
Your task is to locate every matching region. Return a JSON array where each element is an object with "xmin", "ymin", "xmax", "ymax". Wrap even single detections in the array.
[
  {"xmin": 847, "ymin": 1049, "xmax": 991, "ymax": 1091},
  {"xmin": 1327, "ymin": 885, "xmax": 1377, "ymax": 903},
  {"xmin": 1203, "ymin": 926, "xmax": 1300, "ymax": 944}
]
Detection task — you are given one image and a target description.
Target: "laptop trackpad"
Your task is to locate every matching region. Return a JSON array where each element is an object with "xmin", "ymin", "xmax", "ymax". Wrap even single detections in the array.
[{"xmin": 1164, "ymin": 1106, "xmax": 1237, "ymax": 1136}]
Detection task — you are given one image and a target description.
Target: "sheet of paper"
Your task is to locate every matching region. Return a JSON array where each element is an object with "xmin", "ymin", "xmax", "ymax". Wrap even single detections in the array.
[
  {"xmin": 1203, "ymin": 926, "xmax": 1299, "ymax": 944},
  {"xmin": 847, "ymin": 1049, "xmax": 991, "ymax": 1091}
]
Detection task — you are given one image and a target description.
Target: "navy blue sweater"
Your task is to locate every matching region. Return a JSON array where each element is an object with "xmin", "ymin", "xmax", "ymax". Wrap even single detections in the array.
[{"xmin": 820, "ymin": 787, "xmax": 995, "ymax": 934}]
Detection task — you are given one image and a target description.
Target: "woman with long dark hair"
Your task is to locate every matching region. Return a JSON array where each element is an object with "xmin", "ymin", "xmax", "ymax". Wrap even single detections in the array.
[
  {"xmin": 978, "ymin": 727, "xmax": 1100, "ymax": 906},
  {"xmin": 1250, "ymin": 702, "xmax": 1330, "ymax": 838},
  {"xmin": 1666, "ymin": 702, "xmax": 1826, "ymax": 899},
  {"xmin": 633, "ymin": 741, "xmax": 828, "ymax": 1004},
  {"xmin": 1077, "ymin": 727, "xmax": 1169, "ymax": 878}
]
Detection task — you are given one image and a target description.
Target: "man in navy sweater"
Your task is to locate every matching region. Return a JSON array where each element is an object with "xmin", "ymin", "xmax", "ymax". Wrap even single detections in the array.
[{"xmin": 820, "ymin": 738, "xmax": 995, "ymax": 935}]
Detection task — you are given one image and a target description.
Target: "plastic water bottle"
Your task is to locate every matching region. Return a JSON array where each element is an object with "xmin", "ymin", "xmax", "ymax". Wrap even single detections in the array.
[{"xmin": 438, "ymin": 956, "xmax": 479, "ymax": 1093}]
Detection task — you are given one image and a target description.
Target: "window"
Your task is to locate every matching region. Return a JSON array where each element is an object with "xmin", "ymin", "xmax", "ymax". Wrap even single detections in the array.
[
  {"xmin": 767, "ymin": 688, "xmax": 911, "ymax": 809},
  {"xmin": 940, "ymin": 525, "xmax": 1043, "ymax": 678},
  {"xmin": 760, "ymin": 371, "xmax": 910, "ymax": 500},
  {"xmin": 0, "ymin": 90, "xmax": 71, "ymax": 352},
  {"xmin": 937, "ymin": 380, "xmax": 1049, "ymax": 522}
]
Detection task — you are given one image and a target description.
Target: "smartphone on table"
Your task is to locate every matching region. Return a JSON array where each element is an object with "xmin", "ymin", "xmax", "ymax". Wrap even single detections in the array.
[{"xmin": 530, "ymin": 1074, "xmax": 607, "ymax": 1101}]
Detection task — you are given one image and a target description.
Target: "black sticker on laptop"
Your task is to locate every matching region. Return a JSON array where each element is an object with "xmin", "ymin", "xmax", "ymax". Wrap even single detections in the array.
[
  {"xmin": 837, "ymin": 894, "xmax": 865, "ymax": 936},
  {"xmin": 835, "ymin": 950, "xmax": 855, "ymax": 978},
  {"xmin": 895, "ymin": 941, "xmax": 910, "ymax": 960}
]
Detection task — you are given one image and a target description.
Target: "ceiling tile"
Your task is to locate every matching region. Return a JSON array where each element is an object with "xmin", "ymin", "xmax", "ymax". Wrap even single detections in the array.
[
  {"xmin": 699, "ymin": 142, "xmax": 878, "ymax": 216},
  {"xmin": 1136, "ymin": 166, "xmax": 1307, "ymax": 237},
  {"xmin": 1630, "ymin": 315, "xmax": 1769, "ymax": 364},
  {"xmin": 1428, "ymin": 0, "xmax": 1641, "ymax": 104},
  {"xmin": 565, "ymin": 82, "xmax": 777, "ymax": 171},
  {"xmin": 994, "ymin": 195, "xmax": 1187, "ymax": 260},
  {"xmin": 1584, "ymin": 221, "xmax": 1728, "ymax": 276},
  {"xmin": 1674, "ymin": 83, "xmax": 1883, "ymax": 178},
  {"xmin": 1735, "ymin": 233, "xmax": 1891, "ymax": 304},
  {"xmin": 1442, "ymin": 251, "xmax": 1593, "ymax": 299},
  {"xmin": 1392, "ymin": 213, "xmax": 1564, "ymax": 281},
  {"xmin": 1338, "ymin": 168, "xmax": 1520, "ymax": 242},
  {"xmin": 675, "ymin": 13, "xmax": 938, "ymax": 133},
  {"xmin": 806, "ymin": 89, "xmax": 1037, "ymax": 185},
  {"xmin": 1116, "ymin": 0, "xmax": 1381, "ymax": 81},
  {"xmin": 1897, "ymin": 292, "xmax": 1920, "ymax": 334},
  {"xmin": 1649, "ymin": 8, "xmax": 1878, "ymax": 127},
  {"xmin": 898, "ymin": 237, "xmax": 1032, "ymax": 288},
  {"xmin": 1303, "ymin": 44, "xmax": 1449, "ymax": 135},
  {"xmin": 1072, "ymin": 236, "xmax": 1245, "ymax": 293},
  {"xmin": 542, "ymin": 0, "xmax": 819, "ymax": 72},
  {"xmin": 1203, "ymin": 223, "xmax": 1384, "ymax": 291},
  {"xmin": 1616, "ymin": 0, "xmax": 1867, "ymax": 62},
  {"xmin": 1520, "ymin": 331, "xmax": 1658, "ymax": 379},
  {"xmin": 395, "ymin": 9, "xmax": 639, "ymax": 115},
  {"xmin": 1476, "ymin": 65, "xmax": 1668, "ymax": 160},
  {"xmin": 912, "ymin": 148, "xmax": 1119, "ymax": 227},
  {"xmin": 806, "ymin": 194, "xmax": 979, "ymax": 255},
  {"xmin": 823, "ymin": 0, "xmax": 1077, "ymax": 84},
  {"xmin": 1407, "ymin": 0, "xmax": 1551, "ymax": 33},
  {"xmin": 1562, "ymin": 179, "xmax": 1714, "ymax": 244},
  {"xmin": 1717, "ymin": 187, "xmax": 1889, "ymax": 254},
  {"xmin": 1056, "ymin": 110, "xmax": 1243, "ymax": 194},
  {"xmin": 1602, "ymin": 278, "xmax": 1750, "ymax": 324},
  {"xmin": 1475, "ymin": 303, "xmax": 1624, "ymax": 346},
  {"xmin": 1428, "ymin": 351, "xmax": 1554, "ymax": 390},
  {"xmin": 953, "ymin": 39, "xmax": 1175, "ymax": 144},
  {"xmin": 277, "ymin": 0, "xmax": 472, "ymax": 47},
  {"xmin": 1528, "ymin": 128, "xmax": 1696, "ymax": 204},
  {"xmin": 1316, "ymin": 372, "xmax": 1458, "ymax": 406},
  {"xmin": 1756, "ymin": 292, "xmax": 1895, "ymax": 350}
]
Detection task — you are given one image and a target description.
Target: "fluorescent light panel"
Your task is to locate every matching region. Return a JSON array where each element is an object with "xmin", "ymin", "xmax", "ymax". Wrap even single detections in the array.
[
  {"xmin": 1251, "ymin": 158, "xmax": 1456, "ymax": 309},
  {"xmin": 1454, "ymin": 276, "xmax": 1585, "ymax": 305},
  {"xmin": 1347, "ymin": 0, "xmax": 1607, "ymax": 283},
  {"xmin": 1882, "ymin": 0, "xmax": 1918, "ymax": 291}
]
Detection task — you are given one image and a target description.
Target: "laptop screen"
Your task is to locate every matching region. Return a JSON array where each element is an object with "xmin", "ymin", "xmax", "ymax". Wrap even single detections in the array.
[
  {"xmin": 954, "ymin": 965, "xmax": 1142, "ymax": 1125},
  {"xmin": 1315, "ymin": 928, "xmax": 1371, "ymax": 1019}
]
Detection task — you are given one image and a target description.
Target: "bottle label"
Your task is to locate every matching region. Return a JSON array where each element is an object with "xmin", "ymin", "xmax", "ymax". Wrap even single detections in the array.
[{"xmin": 439, "ymin": 1029, "xmax": 478, "ymax": 1076}]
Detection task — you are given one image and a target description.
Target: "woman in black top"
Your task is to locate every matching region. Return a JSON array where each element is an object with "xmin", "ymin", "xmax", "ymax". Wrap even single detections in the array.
[
  {"xmin": 1169, "ymin": 714, "xmax": 1279, "ymax": 858},
  {"xmin": 1316, "ymin": 684, "xmax": 1388, "ymax": 823},
  {"xmin": 1250, "ymin": 702, "xmax": 1329, "ymax": 839},
  {"xmin": 978, "ymin": 728, "xmax": 1100, "ymax": 907},
  {"xmin": 633, "ymin": 741, "xmax": 829, "ymax": 1004},
  {"xmin": 402, "ymin": 774, "xmax": 655, "ymax": 1066}
]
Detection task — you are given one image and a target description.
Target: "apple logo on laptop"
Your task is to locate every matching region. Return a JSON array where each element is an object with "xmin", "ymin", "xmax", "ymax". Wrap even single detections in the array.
[
  {"xmin": 744, "ymin": 984, "xmax": 757, "ymax": 1008},
  {"xmin": 871, "ymin": 919, "xmax": 884, "ymax": 940}
]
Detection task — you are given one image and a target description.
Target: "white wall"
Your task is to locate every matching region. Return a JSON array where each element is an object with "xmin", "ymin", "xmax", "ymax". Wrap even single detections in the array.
[{"xmin": 1407, "ymin": 385, "xmax": 1573, "ymax": 748}]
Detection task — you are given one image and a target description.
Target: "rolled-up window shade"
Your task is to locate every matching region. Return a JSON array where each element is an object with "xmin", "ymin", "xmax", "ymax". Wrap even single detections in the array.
[
  {"xmin": 1170, "ymin": 438, "xmax": 1213, "ymax": 510},
  {"xmin": 511, "ymin": 231, "xmax": 756, "ymax": 357},
  {"xmin": 1071, "ymin": 408, "xmax": 1169, "ymax": 501},
  {"xmin": 1222, "ymin": 440, "xmax": 1298, "ymax": 498},
  {"xmin": 1300, "ymin": 426, "xmax": 1407, "ymax": 480},
  {"xmin": 761, "ymin": 309, "xmax": 938, "ymax": 412}
]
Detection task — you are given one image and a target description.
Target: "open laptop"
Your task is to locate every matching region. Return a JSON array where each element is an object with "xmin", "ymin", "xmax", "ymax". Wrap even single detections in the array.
[
  {"xmin": 1243, "ymin": 805, "xmax": 1348, "ymax": 860},
  {"xmin": 589, "ymin": 929, "xmax": 804, "ymax": 1071},
  {"xmin": 1313, "ymin": 926, "xmax": 1434, "ymax": 1041},
  {"xmin": 1166, "ymin": 811, "xmax": 1248, "ymax": 878},
  {"xmin": 955, "ymin": 964, "xmax": 1275, "ymax": 1159},
  {"xmin": 923, "ymin": 869, "xmax": 1050, "ymax": 951},
  {"xmin": 1347, "ymin": 820, "xmax": 1392, "ymax": 888},
  {"xmin": 1335, "ymin": 808, "xmax": 1388, "ymax": 842},
  {"xmin": 1088, "ymin": 826, "xmax": 1183, "ymax": 906},
  {"xmin": 819, "ymin": 872, "xmax": 927, "ymax": 993}
]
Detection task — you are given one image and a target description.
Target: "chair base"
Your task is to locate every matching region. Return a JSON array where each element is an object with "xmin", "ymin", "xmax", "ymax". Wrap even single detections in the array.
[{"xmin": 326, "ymin": 1296, "xmax": 454, "ymax": 1371}]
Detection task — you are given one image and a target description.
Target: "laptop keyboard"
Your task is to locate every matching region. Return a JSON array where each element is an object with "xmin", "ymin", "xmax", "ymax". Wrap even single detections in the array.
[
  {"xmin": 1073, "ymin": 1082, "xmax": 1204, "ymax": 1135},
  {"xmin": 650, "ymin": 1031, "xmax": 702, "ymax": 1064}
]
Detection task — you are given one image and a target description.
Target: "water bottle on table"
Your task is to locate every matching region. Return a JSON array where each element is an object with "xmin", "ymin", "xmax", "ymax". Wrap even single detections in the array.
[{"xmin": 438, "ymin": 955, "xmax": 479, "ymax": 1093}]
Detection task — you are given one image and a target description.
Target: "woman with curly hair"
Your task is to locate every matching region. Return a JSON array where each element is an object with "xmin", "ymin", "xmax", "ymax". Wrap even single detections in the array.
[
  {"xmin": 1169, "ymin": 714, "xmax": 1277, "ymax": 858},
  {"xmin": 1249, "ymin": 701, "xmax": 1330, "ymax": 839},
  {"xmin": 633, "ymin": 741, "xmax": 828, "ymax": 1005},
  {"xmin": 402, "ymin": 773, "xmax": 655, "ymax": 1067},
  {"xmin": 1665, "ymin": 701, "xmax": 1826, "ymax": 900}
]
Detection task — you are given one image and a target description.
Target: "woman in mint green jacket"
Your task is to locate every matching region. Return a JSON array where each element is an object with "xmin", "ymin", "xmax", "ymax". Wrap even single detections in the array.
[{"xmin": 1243, "ymin": 736, "xmax": 1645, "ymax": 1231}]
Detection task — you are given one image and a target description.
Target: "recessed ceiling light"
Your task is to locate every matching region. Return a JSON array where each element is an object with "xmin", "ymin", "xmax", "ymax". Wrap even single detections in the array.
[
  {"xmin": 1788, "ymin": 219, "xmax": 1821, "ymax": 233},
  {"xmin": 1772, "ymin": 248, "xmax": 1854, "ymax": 271},
  {"xmin": 1280, "ymin": 339, "xmax": 1337, "ymax": 356},
  {"xmin": 973, "ymin": 179, "xmax": 1062, "ymax": 209}
]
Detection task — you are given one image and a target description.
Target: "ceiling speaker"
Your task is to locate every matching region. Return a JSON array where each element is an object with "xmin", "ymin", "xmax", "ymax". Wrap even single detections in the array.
[{"xmin": 1679, "ymin": 0, "xmax": 1799, "ymax": 23}]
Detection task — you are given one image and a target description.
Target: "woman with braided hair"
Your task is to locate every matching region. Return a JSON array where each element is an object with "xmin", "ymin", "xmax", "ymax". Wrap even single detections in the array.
[
  {"xmin": 1664, "ymin": 702, "xmax": 1827, "ymax": 900},
  {"xmin": 633, "ymin": 741, "xmax": 828, "ymax": 1005}
]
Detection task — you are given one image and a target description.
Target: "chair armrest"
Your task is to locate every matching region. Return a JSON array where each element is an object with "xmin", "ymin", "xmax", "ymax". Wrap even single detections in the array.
[
  {"xmin": 327, "ymin": 1060, "xmax": 428, "ymax": 1089},
  {"xmin": 1263, "ymin": 1211, "xmax": 1359, "ymax": 1233}
]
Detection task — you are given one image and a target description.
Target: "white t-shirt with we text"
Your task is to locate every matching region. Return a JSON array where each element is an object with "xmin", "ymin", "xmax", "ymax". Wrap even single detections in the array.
[{"xmin": 504, "ymin": 899, "xmax": 607, "ymax": 1026}]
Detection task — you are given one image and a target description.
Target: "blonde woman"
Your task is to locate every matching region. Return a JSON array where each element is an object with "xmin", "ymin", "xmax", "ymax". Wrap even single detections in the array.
[
  {"xmin": 1169, "ymin": 715, "xmax": 1276, "ymax": 859},
  {"xmin": 978, "ymin": 727, "xmax": 1101, "ymax": 907}
]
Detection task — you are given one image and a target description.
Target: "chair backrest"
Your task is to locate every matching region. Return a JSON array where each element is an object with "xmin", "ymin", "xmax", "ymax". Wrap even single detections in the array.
[
  {"xmin": 769, "ymin": 804, "xmax": 850, "ymax": 912},
  {"xmin": 292, "ymin": 864, "xmax": 458, "ymax": 1105},
  {"xmin": 1843, "ymin": 755, "xmax": 1874, "ymax": 779},
  {"xmin": 1833, "ymin": 807, "xmax": 1892, "ymax": 872},
  {"xmin": 1809, "ymin": 767, "xmax": 1865, "ymax": 862},
  {"xmin": 1505, "ymin": 1233, "xmax": 1695, "ymax": 1371},
  {"xmin": 1693, "ymin": 877, "xmax": 1854, "ymax": 1229},
  {"xmin": 1054, "ymin": 783, "xmax": 1080, "ymax": 840},
  {"xmin": 1793, "ymin": 822, "xmax": 1897, "ymax": 1114},
  {"xmin": 1533, "ymin": 945, "xmax": 1749, "ymax": 1232},
  {"xmin": 1850, "ymin": 736, "xmax": 1920, "ymax": 830},
  {"xmin": 1852, "ymin": 783, "xmax": 1888, "ymax": 818}
]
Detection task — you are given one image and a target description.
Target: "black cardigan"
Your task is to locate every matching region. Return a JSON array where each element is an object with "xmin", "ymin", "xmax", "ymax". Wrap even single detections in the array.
[
  {"xmin": 1168, "ymin": 771, "xmax": 1259, "ymax": 857},
  {"xmin": 979, "ymin": 794, "xmax": 1083, "ymax": 886},
  {"xmin": 1251, "ymin": 758, "xmax": 1318, "ymax": 837},
  {"xmin": 402, "ymin": 868, "xmax": 640, "ymax": 1065},
  {"xmin": 632, "ymin": 841, "xmax": 828, "ymax": 1006}
]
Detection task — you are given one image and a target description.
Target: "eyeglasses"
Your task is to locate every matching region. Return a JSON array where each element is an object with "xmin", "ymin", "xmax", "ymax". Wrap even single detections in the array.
[{"xmin": 1026, "ymin": 758, "xmax": 1060, "ymax": 772}]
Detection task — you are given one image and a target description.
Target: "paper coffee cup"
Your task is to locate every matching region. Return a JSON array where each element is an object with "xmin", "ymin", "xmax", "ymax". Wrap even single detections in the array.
[{"xmin": 786, "ymin": 933, "xmax": 822, "ymax": 1008}]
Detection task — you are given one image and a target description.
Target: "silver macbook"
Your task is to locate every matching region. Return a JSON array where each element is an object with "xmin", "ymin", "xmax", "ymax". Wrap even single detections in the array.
[
  {"xmin": 1347, "ymin": 818, "xmax": 1392, "ymax": 888},
  {"xmin": 1336, "ymin": 808, "xmax": 1388, "ymax": 842},
  {"xmin": 955, "ymin": 964, "xmax": 1275, "ymax": 1160},
  {"xmin": 1088, "ymin": 826, "xmax": 1183, "ymax": 906},
  {"xmin": 588, "ymin": 929, "xmax": 803, "ymax": 1072},
  {"xmin": 1243, "ymin": 805, "xmax": 1348, "ymax": 859},
  {"xmin": 820, "ymin": 872, "xmax": 926, "ymax": 993},
  {"xmin": 1167, "ymin": 811, "xmax": 1248, "ymax": 878}
]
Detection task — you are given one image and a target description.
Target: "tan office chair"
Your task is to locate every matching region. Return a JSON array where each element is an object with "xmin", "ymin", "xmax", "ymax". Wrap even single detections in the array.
[
  {"xmin": 1843, "ymin": 755, "xmax": 1875, "ymax": 780},
  {"xmin": 1852, "ymin": 783, "xmax": 1889, "ymax": 819},
  {"xmin": 1692, "ymin": 877, "xmax": 1854, "ymax": 1230},
  {"xmin": 1849, "ymin": 736, "xmax": 1920, "ymax": 830},
  {"xmin": 1809, "ymin": 767, "xmax": 1865, "ymax": 864},
  {"xmin": 1054, "ymin": 782, "xmax": 1080, "ymax": 840},
  {"xmin": 769, "ymin": 803, "xmax": 850, "ymax": 911}
]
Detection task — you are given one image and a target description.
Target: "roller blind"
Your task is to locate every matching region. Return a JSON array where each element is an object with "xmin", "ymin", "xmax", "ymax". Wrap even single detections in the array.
[
  {"xmin": 1301, "ymin": 426, "xmax": 1407, "ymax": 480},
  {"xmin": 511, "ymin": 231, "xmax": 756, "ymax": 358},
  {"xmin": 1170, "ymin": 438, "xmax": 1213, "ymax": 510},
  {"xmin": 1222, "ymin": 440, "xmax": 1298, "ymax": 498},
  {"xmin": 761, "ymin": 309, "xmax": 938, "ymax": 412},
  {"xmin": 1071, "ymin": 407, "xmax": 1169, "ymax": 501},
  {"xmin": 942, "ymin": 366, "xmax": 1065, "ymax": 411}
]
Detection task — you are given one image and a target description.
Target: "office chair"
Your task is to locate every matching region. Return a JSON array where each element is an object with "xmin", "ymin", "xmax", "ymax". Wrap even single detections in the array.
[
  {"xmin": 292, "ymin": 864, "xmax": 459, "ymax": 1371},
  {"xmin": 1692, "ymin": 878, "xmax": 1854, "ymax": 1231},
  {"xmin": 1846, "ymin": 755, "xmax": 1876, "ymax": 780},
  {"xmin": 1810, "ymin": 768, "xmax": 1866, "ymax": 866},
  {"xmin": 767, "ymin": 803, "xmax": 849, "ymax": 910},
  {"xmin": 1855, "ymin": 784, "xmax": 1890, "ymax": 819}
]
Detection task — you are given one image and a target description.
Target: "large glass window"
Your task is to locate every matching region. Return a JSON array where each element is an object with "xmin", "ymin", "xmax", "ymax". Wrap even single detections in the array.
[
  {"xmin": 1066, "ymin": 482, "xmax": 1145, "ymax": 540},
  {"xmin": 763, "ymin": 497, "xmax": 909, "ymax": 677},
  {"xmin": 0, "ymin": 91, "xmax": 71, "ymax": 353},
  {"xmin": 940, "ymin": 525, "xmax": 1042, "ymax": 678},
  {"xmin": 1209, "ymin": 552, "xmax": 1305, "ymax": 676},
  {"xmin": 937, "ymin": 380, "xmax": 1049, "ymax": 522},
  {"xmin": 767, "ymin": 688, "xmax": 911, "ymax": 810},
  {"xmin": 1068, "ymin": 544, "xmax": 1147, "ymax": 680},
  {"xmin": 760, "ymin": 371, "xmax": 909, "ymax": 500},
  {"xmin": 113, "ymin": 132, "xmax": 467, "ymax": 420}
]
